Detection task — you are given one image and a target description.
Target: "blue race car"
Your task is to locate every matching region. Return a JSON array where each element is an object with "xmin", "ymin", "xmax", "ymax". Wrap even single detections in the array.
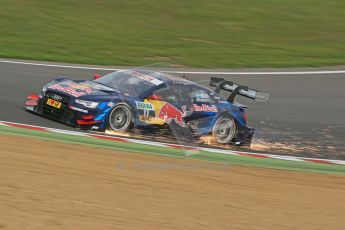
[{"xmin": 25, "ymin": 69, "xmax": 268, "ymax": 146}]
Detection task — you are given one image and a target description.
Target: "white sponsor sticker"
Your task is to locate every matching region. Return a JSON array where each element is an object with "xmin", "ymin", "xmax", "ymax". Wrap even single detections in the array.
[
  {"xmin": 69, "ymin": 105, "xmax": 88, "ymax": 113},
  {"xmin": 129, "ymin": 71, "xmax": 163, "ymax": 85},
  {"xmin": 193, "ymin": 104, "xmax": 218, "ymax": 112},
  {"xmin": 136, "ymin": 101, "xmax": 155, "ymax": 111}
]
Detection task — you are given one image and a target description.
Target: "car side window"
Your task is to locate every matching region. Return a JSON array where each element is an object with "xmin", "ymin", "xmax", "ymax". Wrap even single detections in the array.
[
  {"xmin": 150, "ymin": 85, "xmax": 183, "ymax": 102},
  {"xmin": 187, "ymin": 86, "xmax": 215, "ymax": 104}
]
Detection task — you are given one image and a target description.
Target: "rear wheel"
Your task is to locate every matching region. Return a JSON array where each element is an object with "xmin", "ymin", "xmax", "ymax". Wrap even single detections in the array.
[
  {"xmin": 108, "ymin": 104, "xmax": 132, "ymax": 132},
  {"xmin": 212, "ymin": 116, "xmax": 237, "ymax": 144}
]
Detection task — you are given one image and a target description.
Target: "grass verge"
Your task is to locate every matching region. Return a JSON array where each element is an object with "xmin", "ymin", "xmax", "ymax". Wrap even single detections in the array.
[
  {"xmin": 0, "ymin": 124, "xmax": 344, "ymax": 175},
  {"xmin": 1, "ymin": 0, "xmax": 345, "ymax": 68}
]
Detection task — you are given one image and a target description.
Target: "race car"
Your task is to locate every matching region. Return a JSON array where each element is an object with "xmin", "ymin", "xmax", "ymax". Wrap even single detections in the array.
[{"xmin": 25, "ymin": 69, "xmax": 268, "ymax": 146}]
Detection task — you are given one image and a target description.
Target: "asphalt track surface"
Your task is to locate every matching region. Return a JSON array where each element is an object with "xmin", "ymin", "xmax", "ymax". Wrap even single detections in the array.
[{"xmin": 1, "ymin": 60, "xmax": 344, "ymax": 159}]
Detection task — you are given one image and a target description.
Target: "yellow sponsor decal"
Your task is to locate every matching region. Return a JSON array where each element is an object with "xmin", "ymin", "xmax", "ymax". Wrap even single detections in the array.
[
  {"xmin": 138, "ymin": 99, "xmax": 167, "ymax": 125},
  {"xmin": 46, "ymin": 99, "xmax": 62, "ymax": 109}
]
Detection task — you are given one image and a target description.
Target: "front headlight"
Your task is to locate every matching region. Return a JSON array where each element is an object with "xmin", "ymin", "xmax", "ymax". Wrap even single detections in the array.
[
  {"xmin": 75, "ymin": 99, "xmax": 99, "ymax": 109},
  {"xmin": 41, "ymin": 86, "xmax": 47, "ymax": 96}
]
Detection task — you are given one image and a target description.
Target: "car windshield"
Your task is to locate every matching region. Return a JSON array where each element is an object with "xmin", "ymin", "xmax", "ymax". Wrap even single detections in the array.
[{"xmin": 94, "ymin": 70, "xmax": 164, "ymax": 96}]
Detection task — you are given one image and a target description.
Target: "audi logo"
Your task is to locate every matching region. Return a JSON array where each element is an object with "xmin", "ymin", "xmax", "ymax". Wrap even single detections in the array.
[{"xmin": 51, "ymin": 94, "xmax": 62, "ymax": 101}]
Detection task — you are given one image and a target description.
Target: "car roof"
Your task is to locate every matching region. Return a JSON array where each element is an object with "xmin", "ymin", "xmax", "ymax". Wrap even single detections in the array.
[
  {"xmin": 130, "ymin": 68, "xmax": 199, "ymax": 87},
  {"xmin": 117, "ymin": 69, "xmax": 218, "ymax": 98}
]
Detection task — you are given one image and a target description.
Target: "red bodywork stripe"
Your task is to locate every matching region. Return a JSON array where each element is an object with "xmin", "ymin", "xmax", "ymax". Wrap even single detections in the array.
[
  {"xmin": 27, "ymin": 94, "xmax": 39, "ymax": 100},
  {"xmin": 81, "ymin": 115, "xmax": 95, "ymax": 120},
  {"xmin": 76, "ymin": 120, "xmax": 99, "ymax": 125},
  {"xmin": 25, "ymin": 100, "xmax": 38, "ymax": 106}
]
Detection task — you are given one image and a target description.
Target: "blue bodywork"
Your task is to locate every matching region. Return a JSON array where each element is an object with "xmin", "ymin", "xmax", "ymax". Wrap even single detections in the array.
[{"xmin": 25, "ymin": 69, "xmax": 254, "ymax": 146}]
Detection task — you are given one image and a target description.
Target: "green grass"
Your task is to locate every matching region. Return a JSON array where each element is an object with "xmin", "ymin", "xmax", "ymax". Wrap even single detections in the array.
[
  {"xmin": 0, "ymin": 0, "xmax": 345, "ymax": 68},
  {"xmin": 1, "ymin": 124, "xmax": 344, "ymax": 175}
]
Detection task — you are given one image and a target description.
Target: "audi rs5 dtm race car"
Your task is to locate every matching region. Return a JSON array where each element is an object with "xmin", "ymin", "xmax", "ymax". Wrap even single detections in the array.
[{"xmin": 25, "ymin": 69, "xmax": 268, "ymax": 146}]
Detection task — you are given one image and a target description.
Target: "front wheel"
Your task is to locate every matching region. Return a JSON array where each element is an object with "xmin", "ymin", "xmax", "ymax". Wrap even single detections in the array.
[
  {"xmin": 108, "ymin": 103, "xmax": 132, "ymax": 132},
  {"xmin": 212, "ymin": 116, "xmax": 237, "ymax": 144}
]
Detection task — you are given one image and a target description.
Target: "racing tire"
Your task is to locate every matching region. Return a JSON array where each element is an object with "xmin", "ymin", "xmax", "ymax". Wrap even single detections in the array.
[
  {"xmin": 212, "ymin": 116, "xmax": 237, "ymax": 144},
  {"xmin": 108, "ymin": 103, "xmax": 132, "ymax": 132}
]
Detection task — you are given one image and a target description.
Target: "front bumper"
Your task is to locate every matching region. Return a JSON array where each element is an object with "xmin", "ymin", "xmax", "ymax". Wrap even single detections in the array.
[{"xmin": 25, "ymin": 93, "xmax": 105, "ymax": 131}]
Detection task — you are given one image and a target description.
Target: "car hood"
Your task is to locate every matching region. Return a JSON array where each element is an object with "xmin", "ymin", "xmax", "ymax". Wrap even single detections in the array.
[{"xmin": 46, "ymin": 80, "xmax": 122, "ymax": 99}]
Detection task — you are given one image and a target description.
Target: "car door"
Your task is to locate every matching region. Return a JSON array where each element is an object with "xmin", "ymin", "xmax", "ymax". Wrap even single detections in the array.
[
  {"xmin": 137, "ymin": 84, "xmax": 189, "ymax": 127},
  {"xmin": 182, "ymin": 85, "xmax": 219, "ymax": 133}
]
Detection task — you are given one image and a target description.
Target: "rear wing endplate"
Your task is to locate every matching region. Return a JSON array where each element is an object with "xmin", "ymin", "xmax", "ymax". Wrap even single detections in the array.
[{"xmin": 210, "ymin": 77, "xmax": 269, "ymax": 103}]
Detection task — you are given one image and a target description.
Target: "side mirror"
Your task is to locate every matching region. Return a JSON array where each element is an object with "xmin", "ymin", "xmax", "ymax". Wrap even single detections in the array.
[
  {"xmin": 93, "ymin": 73, "xmax": 102, "ymax": 80},
  {"xmin": 147, "ymin": 95, "xmax": 162, "ymax": 100}
]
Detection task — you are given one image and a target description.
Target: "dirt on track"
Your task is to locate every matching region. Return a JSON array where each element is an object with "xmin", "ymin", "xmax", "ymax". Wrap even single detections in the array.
[{"xmin": 0, "ymin": 134, "xmax": 345, "ymax": 230}]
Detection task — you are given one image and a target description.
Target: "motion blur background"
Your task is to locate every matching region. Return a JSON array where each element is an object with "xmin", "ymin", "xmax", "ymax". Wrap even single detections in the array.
[{"xmin": 1, "ymin": 0, "xmax": 345, "ymax": 68}]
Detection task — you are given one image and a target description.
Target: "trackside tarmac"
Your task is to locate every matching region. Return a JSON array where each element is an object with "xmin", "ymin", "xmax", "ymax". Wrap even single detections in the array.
[{"xmin": 0, "ymin": 59, "xmax": 344, "ymax": 159}]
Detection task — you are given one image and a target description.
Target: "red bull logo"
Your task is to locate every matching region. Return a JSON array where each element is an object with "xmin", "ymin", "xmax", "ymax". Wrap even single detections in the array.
[
  {"xmin": 193, "ymin": 104, "xmax": 218, "ymax": 112},
  {"xmin": 48, "ymin": 82, "xmax": 95, "ymax": 98},
  {"xmin": 159, "ymin": 103, "xmax": 187, "ymax": 127},
  {"xmin": 70, "ymin": 83, "xmax": 94, "ymax": 94}
]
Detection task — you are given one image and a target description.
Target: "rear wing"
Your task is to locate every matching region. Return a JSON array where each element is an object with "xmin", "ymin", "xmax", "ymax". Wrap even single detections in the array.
[{"xmin": 210, "ymin": 77, "xmax": 269, "ymax": 103}]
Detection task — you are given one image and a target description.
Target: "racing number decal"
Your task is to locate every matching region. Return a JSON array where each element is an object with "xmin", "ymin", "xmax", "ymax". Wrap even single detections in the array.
[{"xmin": 136, "ymin": 101, "xmax": 156, "ymax": 121}]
